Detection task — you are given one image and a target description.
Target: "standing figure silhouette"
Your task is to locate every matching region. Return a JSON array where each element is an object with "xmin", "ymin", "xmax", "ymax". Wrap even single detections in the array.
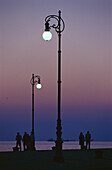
[
  {"xmin": 86, "ymin": 131, "xmax": 91, "ymax": 150},
  {"xmin": 79, "ymin": 132, "xmax": 84, "ymax": 150},
  {"xmin": 16, "ymin": 132, "xmax": 22, "ymax": 151}
]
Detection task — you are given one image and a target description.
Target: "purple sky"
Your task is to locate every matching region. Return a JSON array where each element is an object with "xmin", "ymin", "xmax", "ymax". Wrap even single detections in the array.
[{"xmin": 0, "ymin": 0, "xmax": 112, "ymax": 141}]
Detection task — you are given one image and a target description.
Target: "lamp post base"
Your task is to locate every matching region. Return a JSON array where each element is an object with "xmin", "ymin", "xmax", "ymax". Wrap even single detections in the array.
[
  {"xmin": 54, "ymin": 153, "xmax": 64, "ymax": 163},
  {"xmin": 54, "ymin": 142, "xmax": 64, "ymax": 163},
  {"xmin": 54, "ymin": 120, "xmax": 64, "ymax": 163}
]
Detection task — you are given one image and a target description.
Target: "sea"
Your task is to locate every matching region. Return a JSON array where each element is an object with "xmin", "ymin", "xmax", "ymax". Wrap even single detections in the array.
[{"xmin": 0, "ymin": 141, "xmax": 112, "ymax": 152}]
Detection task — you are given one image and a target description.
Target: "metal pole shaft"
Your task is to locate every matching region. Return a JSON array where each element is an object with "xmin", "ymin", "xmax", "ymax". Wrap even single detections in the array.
[
  {"xmin": 32, "ymin": 73, "xmax": 34, "ymax": 134},
  {"xmin": 54, "ymin": 10, "xmax": 64, "ymax": 162},
  {"xmin": 58, "ymin": 10, "xmax": 61, "ymax": 121}
]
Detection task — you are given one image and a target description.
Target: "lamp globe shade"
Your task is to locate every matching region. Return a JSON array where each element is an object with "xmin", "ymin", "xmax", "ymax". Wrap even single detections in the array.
[
  {"xmin": 36, "ymin": 83, "xmax": 42, "ymax": 89},
  {"xmin": 42, "ymin": 31, "xmax": 52, "ymax": 41}
]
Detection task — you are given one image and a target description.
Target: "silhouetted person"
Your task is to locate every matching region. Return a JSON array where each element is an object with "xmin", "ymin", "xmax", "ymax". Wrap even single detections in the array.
[
  {"xmin": 16, "ymin": 132, "xmax": 22, "ymax": 151},
  {"xmin": 86, "ymin": 131, "xmax": 91, "ymax": 150},
  {"xmin": 30, "ymin": 131, "xmax": 35, "ymax": 150},
  {"xmin": 23, "ymin": 132, "xmax": 29, "ymax": 151},
  {"xmin": 79, "ymin": 132, "xmax": 84, "ymax": 150},
  {"xmin": 26, "ymin": 134, "xmax": 31, "ymax": 150}
]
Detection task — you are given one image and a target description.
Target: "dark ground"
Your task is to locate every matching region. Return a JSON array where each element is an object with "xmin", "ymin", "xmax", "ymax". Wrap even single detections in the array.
[{"xmin": 0, "ymin": 149, "xmax": 112, "ymax": 170}]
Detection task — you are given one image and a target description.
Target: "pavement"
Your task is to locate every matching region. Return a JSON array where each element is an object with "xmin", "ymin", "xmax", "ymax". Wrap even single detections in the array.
[{"xmin": 0, "ymin": 149, "xmax": 112, "ymax": 170}]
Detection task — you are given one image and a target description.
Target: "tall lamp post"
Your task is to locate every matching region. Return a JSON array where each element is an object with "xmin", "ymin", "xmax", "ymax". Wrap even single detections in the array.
[
  {"xmin": 30, "ymin": 73, "xmax": 42, "ymax": 150},
  {"xmin": 43, "ymin": 10, "xmax": 65, "ymax": 162}
]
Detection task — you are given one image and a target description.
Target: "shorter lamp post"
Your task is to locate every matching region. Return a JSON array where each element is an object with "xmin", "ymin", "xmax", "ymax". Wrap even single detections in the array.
[{"xmin": 30, "ymin": 73, "xmax": 42, "ymax": 150}]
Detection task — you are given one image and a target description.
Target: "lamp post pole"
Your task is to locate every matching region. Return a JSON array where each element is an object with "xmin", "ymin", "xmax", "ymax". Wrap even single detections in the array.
[
  {"xmin": 31, "ymin": 74, "xmax": 35, "ymax": 135},
  {"xmin": 43, "ymin": 10, "xmax": 65, "ymax": 162},
  {"xmin": 56, "ymin": 10, "xmax": 63, "ymax": 160},
  {"xmin": 30, "ymin": 73, "xmax": 42, "ymax": 150}
]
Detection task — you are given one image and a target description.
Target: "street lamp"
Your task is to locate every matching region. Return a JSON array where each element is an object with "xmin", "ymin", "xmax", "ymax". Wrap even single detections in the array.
[
  {"xmin": 30, "ymin": 73, "xmax": 42, "ymax": 150},
  {"xmin": 42, "ymin": 22, "xmax": 52, "ymax": 41},
  {"xmin": 43, "ymin": 10, "xmax": 65, "ymax": 162}
]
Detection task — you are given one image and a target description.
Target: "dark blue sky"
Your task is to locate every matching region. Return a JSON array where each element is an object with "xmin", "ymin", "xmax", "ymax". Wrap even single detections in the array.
[{"xmin": 0, "ymin": 105, "xmax": 112, "ymax": 141}]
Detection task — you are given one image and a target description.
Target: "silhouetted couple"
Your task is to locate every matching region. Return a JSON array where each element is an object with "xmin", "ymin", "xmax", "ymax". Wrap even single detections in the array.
[
  {"xmin": 16, "ymin": 131, "xmax": 35, "ymax": 151},
  {"xmin": 79, "ymin": 131, "xmax": 91, "ymax": 150}
]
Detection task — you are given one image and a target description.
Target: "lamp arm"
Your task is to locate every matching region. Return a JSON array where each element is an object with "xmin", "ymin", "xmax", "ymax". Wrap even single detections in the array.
[
  {"xmin": 30, "ymin": 75, "xmax": 40, "ymax": 85},
  {"xmin": 45, "ymin": 15, "xmax": 65, "ymax": 33}
]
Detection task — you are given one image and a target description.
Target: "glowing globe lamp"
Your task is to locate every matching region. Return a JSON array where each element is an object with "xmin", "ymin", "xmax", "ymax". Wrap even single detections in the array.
[
  {"xmin": 36, "ymin": 83, "xmax": 42, "ymax": 89},
  {"xmin": 42, "ymin": 31, "xmax": 52, "ymax": 41}
]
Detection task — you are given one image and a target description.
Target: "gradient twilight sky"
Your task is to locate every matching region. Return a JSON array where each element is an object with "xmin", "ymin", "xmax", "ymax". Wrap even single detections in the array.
[{"xmin": 0, "ymin": 0, "xmax": 112, "ymax": 141}]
